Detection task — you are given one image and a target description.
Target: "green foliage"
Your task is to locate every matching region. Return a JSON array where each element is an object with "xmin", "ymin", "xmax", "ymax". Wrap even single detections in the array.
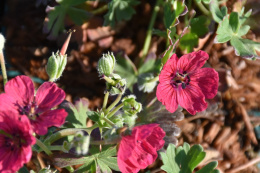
[
  {"xmin": 47, "ymin": 0, "xmax": 91, "ymax": 36},
  {"xmin": 114, "ymin": 53, "xmax": 159, "ymax": 92},
  {"xmin": 164, "ymin": 0, "xmax": 188, "ymax": 29},
  {"xmin": 60, "ymin": 98, "xmax": 89, "ymax": 128},
  {"xmin": 160, "ymin": 143, "xmax": 220, "ymax": 173},
  {"xmin": 196, "ymin": 0, "xmax": 211, "ymax": 4},
  {"xmin": 210, "ymin": 0, "xmax": 227, "ymax": 23},
  {"xmin": 180, "ymin": 16, "xmax": 209, "ymax": 52},
  {"xmin": 104, "ymin": 0, "xmax": 140, "ymax": 27},
  {"xmin": 216, "ymin": 9, "xmax": 260, "ymax": 59},
  {"xmin": 54, "ymin": 146, "xmax": 119, "ymax": 173}
]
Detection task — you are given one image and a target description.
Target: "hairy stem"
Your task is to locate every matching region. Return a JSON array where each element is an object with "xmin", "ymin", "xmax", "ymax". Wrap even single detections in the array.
[
  {"xmin": 102, "ymin": 91, "xmax": 110, "ymax": 110},
  {"xmin": 36, "ymin": 138, "xmax": 53, "ymax": 155},
  {"xmin": 0, "ymin": 52, "xmax": 8, "ymax": 86},
  {"xmin": 106, "ymin": 102, "xmax": 124, "ymax": 118},
  {"xmin": 140, "ymin": 0, "xmax": 161, "ymax": 65},
  {"xmin": 106, "ymin": 93, "xmax": 122, "ymax": 113}
]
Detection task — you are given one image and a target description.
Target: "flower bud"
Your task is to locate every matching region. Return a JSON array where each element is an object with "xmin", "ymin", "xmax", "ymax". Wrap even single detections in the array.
[
  {"xmin": 46, "ymin": 52, "xmax": 67, "ymax": 82},
  {"xmin": 122, "ymin": 95, "xmax": 142, "ymax": 115},
  {"xmin": 97, "ymin": 52, "xmax": 116, "ymax": 76}
]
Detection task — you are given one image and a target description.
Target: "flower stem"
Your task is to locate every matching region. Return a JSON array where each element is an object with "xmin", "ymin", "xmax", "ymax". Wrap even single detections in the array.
[
  {"xmin": 0, "ymin": 52, "xmax": 8, "ymax": 86},
  {"xmin": 140, "ymin": 0, "xmax": 161, "ymax": 65},
  {"xmin": 92, "ymin": 4, "xmax": 108, "ymax": 15},
  {"xmin": 36, "ymin": 138, "xmax": 53, "ymax": 155},
  {"xmin": 194, "ymin": 0, "xmax": 210, "ymax": 16},
  {"xmin": 90, "ymin": 138, "xmax": 120, "ymax": 145},
  {"xmin": 44, "ymin": 125, "xmax": 98, "ymax": 145},
  {"xmin": 102, "ymin": 91, "xmax": 109, "ymax": 110},
  {"xmin": 147, "ymin": 75, "xmax": 159, "ymax": 83},
  {"xmin": 103, "ymin": 75, "xmax": 117, "ymax": 85},
  {"xmin": 106, "ymin": 102, "xmax": 124, "ymax": 118},
  {"xmin": 101, "ymin": 116, "xmax": 115, "ymax": 127},
  {"xmin": 105, "ymin": 93, "xmax": 122, "ymax": 113}
]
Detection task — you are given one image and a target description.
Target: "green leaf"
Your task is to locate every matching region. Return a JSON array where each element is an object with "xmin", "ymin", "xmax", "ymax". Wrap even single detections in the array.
[
  {"xmin": 60, "ymin": 98, "xmax": 88, "ymax": 128},
  {"xmin": 216, "ymin": 16, "xmax": 233, "ymax": 43},
  {"xmin": 137, "ymin": 73, "xmax": 158, "ymax": 93},
  {"xmin": 210, "ymin": 0, "xmax": 227, "ymax": 23},
  {"xmin": 138, "ymin": 58, "xmax": 158, "ymax": 74},
  {"xmin": 179, "ymin": 32, "xmax": 198, "ymax": 53},
  {"xmin": 230, "ymin": 37, "xmax": 260, "ymax": 59},
  {"xmin": 190, "ymin": 16, "xmax": 209, "ymax": 37},
  {"xmin": 87, "ymin": 111, "xmax": 100, "ymax": 122},
  {"xmin": 196, "ymin": 0, "xmax": 211, "ymax": 3},
  {"xmin": 215, "ymin": 9, "xmax": 260, "ymax": 59},
  {"xmin": 163, "ymin": 0, "xmax": 187, "ymax": 29},
  {"xmin": 229, "ymin": 12, "xmax": 240, "ymax": 33},
  {"xmin": 47, "ymin": 0, "xmax": 90, "ymax": 36},
  {"xmin": 196, "ymin": 161, "xmax": 220, "ymax": 173},
  {"xmin": 104, "ymin": 0, "xmax": 140, "ymax": 27},
  {"xmin": 160, "ymin": 143, "xmax": 220, "ymax": 173},
  {"xmin": 114, "ymin": 54, "xmax": 137, "ymax": 92},
  {"xmin": 18, "ymin": 166, "xmax": 29, "ymax": 173}
]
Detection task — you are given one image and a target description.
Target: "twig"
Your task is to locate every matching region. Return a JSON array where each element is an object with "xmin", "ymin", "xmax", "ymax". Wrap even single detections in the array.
[
  {"xmin": 238, "ymin": 103, "xmax": 258, "ymax": 145},
  {"xmin": 226, "ymin": 156, "xmax": 260, "ymax": 173},
  {"xmin": 37, "ymin": 153, "xmax": 46, "ymax": 169}
]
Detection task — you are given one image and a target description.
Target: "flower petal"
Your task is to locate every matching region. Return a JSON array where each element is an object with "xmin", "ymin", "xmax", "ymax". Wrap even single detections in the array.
[
  {"xmin": 4, "ymin": 75, "xmax": 34, "ymax": 107},
  {"xmin": 35, "ymin": 82, "xmax": 65, "ymax": 113},
  {"xmin": 177, "ymin": 50, "xmax": 209, "ymax": 73},
  {"xmin": 156, "ymin": 83, "xmax": 178, "ymax": 113},
  {"xmin": 31, "ymin": 109, "xmax": 67, "ymax": 135},
  {"xmin": 190, "ymin": 68, "xmax": 219, "ymax": 99},
  {"xmin": 177, "ymin": 83, "xmax": 207, "ymax": 115}
]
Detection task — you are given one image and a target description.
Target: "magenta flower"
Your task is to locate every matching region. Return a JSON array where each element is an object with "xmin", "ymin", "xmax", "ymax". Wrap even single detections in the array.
[
  {"xmin": 0, "ymin": 110, "xmax": 35, "ymax": 172},
  {"xmin": 0, "ymin": 75, "xmax": 68, "ymax": 135},
  {"xmin": 156, "ymin": 51, "xmax": 219, "ymax": 115},
  {"xmin": 117, "ymin": 124, "xmax": 165, "ymax": 173}
]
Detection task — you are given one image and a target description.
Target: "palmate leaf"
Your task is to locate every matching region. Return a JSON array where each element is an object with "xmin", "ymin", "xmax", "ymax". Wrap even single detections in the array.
[
  {"xmin": 59, "ymin": 98, "xmax": 89, "ymax": 128},
  {"xmin": 160, "ymin": 143, "xmax": 220, "ymax": 173},
  {"xmin": 210, "ymin": 0, "xmax": 227, "ymax": 23},
  {"xmin": 215, "ymin": 9, "xmax": 260, "ymax": 59},
  {"xmin": 180, "ymin": 16, "xmax": 210, "ymax": 52},
  {"xmin": 104, "ymin": 0, "xmax": 140, "ymax": 27},
  {"xmin": 54, "ymin": 146, "xmax": 119, "ymax": 173},
  {"xmin": 47, "ymin": 0, "xmax": 91, "ymax": 36}
]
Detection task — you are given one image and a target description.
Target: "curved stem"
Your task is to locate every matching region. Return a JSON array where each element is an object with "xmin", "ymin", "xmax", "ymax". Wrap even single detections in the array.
[
  {"xmin": 103, "ymin": 75, "xmax": 116, "ymax": 85},
  {"xmin": 105, "ymin": 93, "xmax": 122, "ymax": 113},
  {"xmin": 0, "ymin": 52, "xmax": 8, "ymax": 86},
  {"xmin": 194, "ymin": 0, "xmax": 210, "ymax": 16},
  {"xmin": 92, "ymin": 4, "xmax": 108, "ymax": 15},
  {"xmin": 36, "ymin": 138, "xmax": 53, "ymax": 155},
  {"xmin": 101, "ymin": 116, "xmax": 115, "ymax": 127},
  {"xmin": 140, "ymin": 0, "xmax": 161, "ymax": 65},
  {"xmin": 147, "ymin": 75, "xmax": 159, "ymax": 83},
  {"xmin": 102, "ymin": 91, "xmax": 110, "ymax": 110},
  {"xmin": 106, "ymin": 102, "xmax": 124, "ymax": 118},
  {"xmin": 90, "ymin": 138, "xmax": 120, "ymax": 145},
  {"xmin": 44, "ymin": 125, "xmax": 98, "ymax": 145}
]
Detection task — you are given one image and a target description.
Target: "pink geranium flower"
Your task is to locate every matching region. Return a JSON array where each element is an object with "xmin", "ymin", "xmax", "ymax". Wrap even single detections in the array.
[
  {"xmin": 156, "ymin": 51, "xmax": 219, "ymax": 115},
  {"xmin": 117, "ymin": 124, "xmax": 165, "ymax": 173},
  {"xmin": 0, "ymin": 75, "xmax": 68, "ymax": 135},
  {"xmin": 0, "ymin": 110, "xmax": 35, "ymax": 172}
]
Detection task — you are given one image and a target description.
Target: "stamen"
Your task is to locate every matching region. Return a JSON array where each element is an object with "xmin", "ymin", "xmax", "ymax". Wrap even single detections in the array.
[{"xmin": 182, "ymin": 83, "xmax": 186, "ymax": 89}]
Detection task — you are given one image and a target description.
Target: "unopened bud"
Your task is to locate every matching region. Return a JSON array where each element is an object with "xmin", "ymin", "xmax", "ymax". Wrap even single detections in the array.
[
  {"xmin": 97, "ymin": 52, "xmax": 116, "ymax": 76},
  {"xmin": 46, "ymin": 52, "xmax": 67, "ymax": 82},
  {"xmin": 122, "ymin": 95, "xmax": 142, "ymax": 115}
]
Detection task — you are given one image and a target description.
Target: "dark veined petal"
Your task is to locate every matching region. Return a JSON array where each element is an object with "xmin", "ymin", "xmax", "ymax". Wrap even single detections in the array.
[
  {"xmin": 177, "ymin": 83, "xmax": 207, "ymax": 115},
  {"xmin": 189, "ymin": 68, "xmax": 219, "ymax": 99},
  {"xmin": 30, "ymin": 109, "xmax": 67, "ymax": 135},
  {"xmin": 35, "ymin": 82, "xmax": 65, "ymax": 113},
  {"xmin": 177, "ymin": 50, "xmax": 209, "ymax": 73},
  {"xmin": 4, "ymin": 75, "xmax": 34, "ymax": 107}
]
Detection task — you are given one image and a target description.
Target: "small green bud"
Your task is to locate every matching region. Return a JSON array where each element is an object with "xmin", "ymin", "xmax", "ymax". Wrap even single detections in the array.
[
  {"xmin": 122, "ymin": 95, "xmax": 142, "ymax": 115},
  {"xmin": 71, "ymin": 131, "xmax": 90, "ymax": 155},
  {"xmin": 122, "ymin": 113, "xmax": 137, "ymax": 127},
  {"xmin": 97, "ymin": 52, "xmax": 116, "ymax": 76},
  {"xmin": 46, "ymin": 52, "xmax": 67, "ymax": 82}
]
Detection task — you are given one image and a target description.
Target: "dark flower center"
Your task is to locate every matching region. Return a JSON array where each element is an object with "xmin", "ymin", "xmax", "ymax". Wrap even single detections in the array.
[
  {"xmin": 4, "ymin": 133, "xmax": 26, "ymax": 150},
  {"xmin": 20, "ymin": 100, "xmax": 39, "ymax": 120},
  {"xmin": 171, "ymin": 71, "xmax": 190, "ymax": 89}
]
